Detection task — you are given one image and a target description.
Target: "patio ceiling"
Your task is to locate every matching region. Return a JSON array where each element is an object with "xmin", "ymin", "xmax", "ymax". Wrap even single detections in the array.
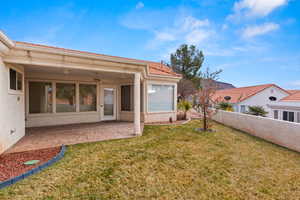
[{"xmin": 23, "ymin": 64, "xmax": 134, "ymax": 81}]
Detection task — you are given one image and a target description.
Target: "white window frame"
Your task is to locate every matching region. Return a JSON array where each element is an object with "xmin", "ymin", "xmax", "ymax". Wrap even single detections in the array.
[
  {"xmin": 147, "ymin": 81, "xmax": 176, "ymax": 113},
  {"xmin": 8, "ymin": 66, "xmax": 24, "ymax": 95}
]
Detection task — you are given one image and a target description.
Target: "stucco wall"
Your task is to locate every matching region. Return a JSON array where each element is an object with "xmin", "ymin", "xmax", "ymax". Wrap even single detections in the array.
[
  {"xmin": 0, "ymin": 60, "xmax": 25, "ymax": 153},
  {"xmin": 213, "ymin": 110, "xmax": 300, "ymax": 153},
  {"xmin": 26, "ymin": 112, "xmax": 101, "ymax": 127}
]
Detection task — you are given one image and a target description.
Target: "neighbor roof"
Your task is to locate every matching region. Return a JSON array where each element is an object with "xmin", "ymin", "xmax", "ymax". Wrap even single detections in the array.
[
  {"xmin": 281, "ymin": 91, "xmax": 300, "ymax": 101},
  {"xmin": 15, "ymin": 41, "xmax": 181, "ymax": 78},
  {"xmin": 212, "ymin": 84, "xmax": 289, "ymax": 103},
  {"xmin": 287, "ymin": 90, "xmax": 300, "ymax": 94}
]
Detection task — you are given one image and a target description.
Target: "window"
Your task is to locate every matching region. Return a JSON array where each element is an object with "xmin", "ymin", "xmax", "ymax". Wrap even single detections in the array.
[
  {"xmin": 283, "ymin": 111, "xmax": 294, "ymax": 122},
  {"xmin": 121, "ymin": 85, "xmax": 132, "ymax": 111},
  {"xmin": 224, "ymin": 96, "xmax": 231, "ymax": 101},
  {"xmin": 9, "ymin": 68, "xmax": 23, "ymax": 91},
  {"xmin": 240, "ymin": 105, "xmax": 246, "ymax": 113},
  {"xmin": 269, "ymin": 96, "xmax": 277, "ymax": 101},
  {"xmin": 121, "ymin": 85, "xmax": 143, "ymax": 112},
  {"xmin": 79, "ymin": 84, "xmax": 97, "ymax": 112},
  {"xmin": 273, "ymin": 110, "xmax": 278, "ymax": 119},
  {"xmin": 56, "ymin": 83, "xmax": 76, "ymax": 112},
  {"xmin": 148, "ymin": 84, "xmax": 174, "ymax": 112},
  {"xmin": 297, "ymin": 112, "xmax": 300, "ymax": 123},
  {"xmin": 29, "ymin": 82, "xmax": 53, "ymax": 114}
]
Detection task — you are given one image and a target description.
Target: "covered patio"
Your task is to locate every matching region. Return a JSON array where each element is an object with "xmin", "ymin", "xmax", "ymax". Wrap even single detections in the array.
[
  {"xmin": 0, "ymin": 33, "xmax": 180, "ymax": 154},
  {"xmin": 6, "ymin": 121, "xmax": 143, "ymax": 153}
]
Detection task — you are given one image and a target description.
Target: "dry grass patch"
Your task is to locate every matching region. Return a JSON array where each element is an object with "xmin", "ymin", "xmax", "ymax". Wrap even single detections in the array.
[{"xmin": 1, "ymin": 120, "xmax": 300, "ymax": 200}]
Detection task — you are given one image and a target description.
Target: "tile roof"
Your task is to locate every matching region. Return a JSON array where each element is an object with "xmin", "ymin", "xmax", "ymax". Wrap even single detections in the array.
[
  {"xmin": 287, "ymin": 90, "xmax": 300, "ymax": 94},
  {"xmin": 212, "ymin": 84, "xmax": 288, "ymax": 103},
  {"xmin": 15, "ymin": 41, "xmax": 181, "ymax": 78},
  {"xmin": 281, "ymin": 91, "xmax": 300, "ymax": 101}
]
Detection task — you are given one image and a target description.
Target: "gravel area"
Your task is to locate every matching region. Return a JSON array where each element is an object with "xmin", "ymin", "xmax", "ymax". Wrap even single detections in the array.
[{"xmin": 0, "ymin": 147, "xmax": 61, "ymax": 182}]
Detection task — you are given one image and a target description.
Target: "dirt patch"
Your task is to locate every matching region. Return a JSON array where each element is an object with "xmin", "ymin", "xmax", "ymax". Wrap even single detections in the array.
[{"xmin": 0, "ymin": 147, "xmax": 61, "ymax": 182}]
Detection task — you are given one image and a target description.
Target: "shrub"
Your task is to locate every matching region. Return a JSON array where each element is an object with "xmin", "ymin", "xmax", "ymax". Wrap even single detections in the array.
[
  {"xmin": 177, "ymin": 100, "xmax": 192, "ymax": 120},
  {"xmin": 246, "ymin": 106, "xmax": 268, "ymax": 117},
  {"xmin": 217, "ymin": 102, "xmax": 233, "ymax": 112}
]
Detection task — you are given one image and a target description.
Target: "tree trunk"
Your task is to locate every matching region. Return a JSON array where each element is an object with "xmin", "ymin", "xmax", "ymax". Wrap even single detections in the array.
[{"xmin": 203, "ymin": 106, "xmax": 207, "ymax": 131}]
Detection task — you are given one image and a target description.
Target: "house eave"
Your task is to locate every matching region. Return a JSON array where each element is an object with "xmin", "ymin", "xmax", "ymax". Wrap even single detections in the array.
[
  {"xmin": 0, "ymin": 31, "xmax": 15, "ymax": 56},
  {"xmin": 14, "ymin": 42, "xmax": 148, "ymax": 67}
]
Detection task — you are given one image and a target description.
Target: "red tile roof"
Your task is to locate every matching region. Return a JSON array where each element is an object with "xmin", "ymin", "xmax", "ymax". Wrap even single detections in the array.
[
  {"xmin": 281, "ymin": 91, "xmax": 300, "ymax": 101},
  {"xmin": 212, "ymin": 84, "xmax": 289, "ymax": 103},
  {"xmin": 15, "ymin": 41, "xmax": 181, "ymax": 78},
  {"xmin": 287, "ymin": 90, "xmax": 300, "ymax": 94}
]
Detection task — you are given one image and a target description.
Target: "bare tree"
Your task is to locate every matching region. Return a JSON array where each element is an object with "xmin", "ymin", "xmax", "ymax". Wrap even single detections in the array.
[
  {"xmin": 196, "ymin": 68, "xmax": 222, "ymax": 131},
  {"xmin": 177, "ymin": 79, "xmax": 198, "ymax": 100}
]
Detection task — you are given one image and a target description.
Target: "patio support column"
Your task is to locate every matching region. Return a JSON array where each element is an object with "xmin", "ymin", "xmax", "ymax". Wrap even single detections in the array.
[{"xmin": 134, "ymin": 72, "xmax": 141, "ymax": 135}]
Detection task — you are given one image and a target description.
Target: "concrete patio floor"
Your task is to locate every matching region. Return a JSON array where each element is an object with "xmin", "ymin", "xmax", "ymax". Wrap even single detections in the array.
[{"xmin": 6, "ymin": 121, "xmax": 142, "ymax": 154}]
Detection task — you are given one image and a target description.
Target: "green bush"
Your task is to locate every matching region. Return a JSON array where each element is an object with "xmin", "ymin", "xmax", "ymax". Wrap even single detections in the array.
[
  {"xmin": 177, "ymin": 100, "xmax": 192, "ymax": 120},
  {"xmin": 217, "ymin": 102, "xmax": 233, "ymax": 111},
  {"xmin": 246, "ymin": 106, "xmax": 268, "ymax": 117}
]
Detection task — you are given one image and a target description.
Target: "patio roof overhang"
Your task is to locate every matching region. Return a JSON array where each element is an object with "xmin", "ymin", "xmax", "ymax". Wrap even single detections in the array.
[{"xmin": 0, "ymin": 31, "xmax": 181, "ymax": 82}]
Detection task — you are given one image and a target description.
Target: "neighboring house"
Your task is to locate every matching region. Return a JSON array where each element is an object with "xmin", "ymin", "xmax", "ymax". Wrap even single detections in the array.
[
  {"xmin": 212, "ymin": 84, "xmax": 291, "ymax": 118},
  {"xmin": 0, "ymin": 31, "xmax": 181, "ymax": 153},
  {"xmin": 267, "ymin": 90, "xmax": 300, "ymax": 123}
]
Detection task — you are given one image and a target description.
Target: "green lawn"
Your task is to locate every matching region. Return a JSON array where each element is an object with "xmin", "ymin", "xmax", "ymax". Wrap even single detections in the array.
[{"xmin": 1, "ymin": 120, "xmax": 300, "ymax": 200}]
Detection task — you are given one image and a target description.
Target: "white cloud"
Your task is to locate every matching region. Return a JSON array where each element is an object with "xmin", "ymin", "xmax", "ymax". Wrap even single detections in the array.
[
  {"xmin": 185, "ymin": 29, "xmax": 211, "ymax": 44},
  {"xmin": 242, "ymin": 23, "xmax": 279, "ymax": 38},
  {"xmin": 144, "ymin": 16, "xmax": 213, "ymax": 49},
  {"xmin": 228, "ymin": 0, "xmax": 288, "ymax": 20},
  {"xmin": 135, "ymin": 2, "xmax": 144, "ymax": 9},
  {"xmin": 154, "ymin": 31, "xmax": 176, "ymax": 41},
  {"xmin": 181, "ymin": 16, "xmax": 210, "ymax": 31}
]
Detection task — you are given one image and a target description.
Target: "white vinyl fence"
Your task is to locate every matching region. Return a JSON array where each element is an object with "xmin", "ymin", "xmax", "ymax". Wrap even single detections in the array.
[{"xmin": 212, "ymin": 110, "xmax": 300, "ymax": 153}]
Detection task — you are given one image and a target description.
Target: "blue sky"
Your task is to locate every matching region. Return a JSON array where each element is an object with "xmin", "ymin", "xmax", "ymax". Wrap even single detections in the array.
[{"xmin": 1, "ymin": 0, "xmax": 299, "ymax": 88}]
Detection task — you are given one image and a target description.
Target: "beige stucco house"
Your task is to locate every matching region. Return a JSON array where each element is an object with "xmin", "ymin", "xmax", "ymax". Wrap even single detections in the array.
[{"xmin": 0, "ymin": 31, "xmax": 181, "ymax": 154}]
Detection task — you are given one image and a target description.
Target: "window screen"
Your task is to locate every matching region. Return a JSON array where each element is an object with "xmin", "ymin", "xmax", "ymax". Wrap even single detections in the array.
[
  {"xmin": 9, "ymin": 68, "xmax": 23, "ymax": 91},
  {"xmin": 56, "ymin": 83, "xmax": 76, "ymax": 112},
  {"xmin": 9, "ymin": 69, "xmax": 17, "ymax": 90},
  {"xmin": 121, "ymin": 85, "xmax": 132, "ymax": 111},
  {"xmin": 79, "ymin": 84, "xmax": 97, "ymax": 112},
  {"xmin": 29, "ymin": 82, "xmax": 52, "ymax": 114}
]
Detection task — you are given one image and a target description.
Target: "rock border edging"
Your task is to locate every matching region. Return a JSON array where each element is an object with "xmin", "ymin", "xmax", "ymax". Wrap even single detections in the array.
[{"xmin": 0, "ymin": 145, "xmax": 66, "ymax": 190}]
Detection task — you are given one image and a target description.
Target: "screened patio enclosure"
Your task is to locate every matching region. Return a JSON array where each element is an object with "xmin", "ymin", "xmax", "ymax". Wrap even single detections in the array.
[{"xmin": 23, "ymin": 64, "xmax": 143, "ymax": 134}]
